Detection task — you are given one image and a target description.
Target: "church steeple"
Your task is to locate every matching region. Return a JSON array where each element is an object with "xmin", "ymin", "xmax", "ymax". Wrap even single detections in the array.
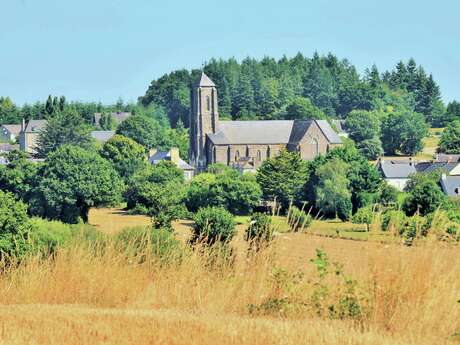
[{"xmin": 189, "ymin": 72, "xmax": 219, "ymax": 170}]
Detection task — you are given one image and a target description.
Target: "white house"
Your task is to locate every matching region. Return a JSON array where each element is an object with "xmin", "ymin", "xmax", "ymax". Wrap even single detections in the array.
[{"xmin": 377, "ymin": 159, "xmax": 417, "ymax": 191}]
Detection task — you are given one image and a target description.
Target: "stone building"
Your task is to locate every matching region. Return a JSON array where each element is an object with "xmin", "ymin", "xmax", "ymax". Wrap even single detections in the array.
[
  {"xmin": 189, "ymin": 73, "xmax": 342, "ymax": 171},
  {"xmin": 19, "ymin": 119, "xmax": 47, "ymax": 154}
]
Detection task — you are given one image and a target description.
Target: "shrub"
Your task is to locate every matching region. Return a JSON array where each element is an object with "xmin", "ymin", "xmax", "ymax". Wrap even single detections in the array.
[
  {"xmin": 28, "ymin": 218, "xmax": 73, "ymax": 254},
  {"xmin": 287, "ymin": 206, "xmax": 313, "ymax": 232},
  {"xmin": 351, "ymin": 206, "xmax": 373, "ymax": 231},
  {"xmin": 0, "ymin": 191, "xmax": 32, "ymax": 260},
  {"xmin": 192, "ymin": 207, "xmax": 235, "ymax": 246},
  {"xmin": 381, "ymin": 210, "xmax": 408, "ymax": 234},
  {"xmin": 245, "ymin": 213, "xmax": 274, "ymax": 250},
  {"xmin": 379, "ymin": 183, "xmax": 399, "ymax": 206}
]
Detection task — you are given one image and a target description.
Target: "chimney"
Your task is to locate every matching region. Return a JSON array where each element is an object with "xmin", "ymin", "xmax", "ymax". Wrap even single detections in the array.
[
  {"xmin": 148, "ymin": 148, "xmax": 157, "ymax": 159},
  {"xmin": 170, "ymin": 147, "xmax": 180, "ymax": 166}
]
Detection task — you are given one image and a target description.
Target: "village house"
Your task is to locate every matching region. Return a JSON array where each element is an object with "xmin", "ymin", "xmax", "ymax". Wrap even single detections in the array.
[
  {"xmin": 148, "ymin": 147, "xmax": 194, "ymax": 181},
  {"xmin": 377, "ymin": 159, "xmax": 417, "ymax": 191},
  {"xmin": 19, "ymin": 119, "xmax": 47, "ymax": 154},
  {"xmin": 188, "ymin": 73, "xmax": 342, "ymax": 171},
  {"xmin": 0, "ymin": 124, "xmax": 21, "ymax": 143}
]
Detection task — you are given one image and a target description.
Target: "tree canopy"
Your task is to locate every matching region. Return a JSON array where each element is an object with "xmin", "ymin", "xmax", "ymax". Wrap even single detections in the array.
[{"xmin": 438, "ymin": 121, "xmax": 460, "ymax": 154}]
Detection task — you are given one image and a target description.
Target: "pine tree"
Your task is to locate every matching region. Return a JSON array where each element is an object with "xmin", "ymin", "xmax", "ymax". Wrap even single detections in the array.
[{"xmin": 45, "ymin": 95, "xmax": 54, "ymax": 115}]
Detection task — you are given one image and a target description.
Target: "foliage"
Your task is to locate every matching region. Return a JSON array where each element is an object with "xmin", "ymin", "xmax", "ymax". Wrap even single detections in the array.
[
  {"xmin": 256, "ymin": 149, "xmax": 308, "ymax": 209},
  {"xmin": 245, "ymin": 213, "xmax": 275, "ymax": 250},
  {"xmin": 403, "ymin": 173, "xmax": 447, "ymax": 216},
  {"xmin": 0, "ymin": 150, "xmax": 38, "ymax": 202},
  {"xmin": 28, "ymin": 218, "xmax": 73, "ymax": 254},
  {"xmin": 100, "ymin": 134, "xmax": 147, "ymax": 180},
  {"xmin": 285, "ymin": 97, "xmax": 326, "ymax": 120},
  {"xmin": 379, "ymin": 182, "xmax": 399, "ymax": 206},
  {"xmin": 192, "ymin": 207, "xmax": 236, "ymax": 246},
  {"xmin": 186, "ymin": 169, "xmax": 262, "ymax": 215},
  {"xmin": 0, "ymin": 191, "xmax": 31, "ymax": 259},
  {"xmin": 438, "ymin": 120, "xmax": 460, "ymax": 154},
  {"xmin": 35, "ymin": 109, "xmax": 93, "ymax": 158},
  {"xmin": 99, "ymin": 112, "xmax": 116, "ymax": 130},
  {"xmin": 381, "ymin": 110, "xmax": 428, "ymax": 155},
  {"xmin": 116, "ymin": 115, "xmax": 169, "ymax": 151},
  {"xmin": 351, "ymin": 206, "xmax": 373, "ymax": 231},
  {"xmin": 31, "ymin": 145, "xmax": 123, "ymax": 223},
  {"xmin": 315, "ymin": 158, "xmax": 352, "ymax": 221},
  {"xmin": 380, "ymin": 210, "xmax": 408, "ymax": 233},
  {"xmin": 125, "ymin": 161, "xmax": 186, "ymax": 229}
]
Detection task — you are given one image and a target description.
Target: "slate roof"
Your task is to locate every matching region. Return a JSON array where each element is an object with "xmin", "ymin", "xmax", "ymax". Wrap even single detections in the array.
[
  {"xmin": 195, "ymin": 72, "xmax": 216, "ymax": 87},
  {"xmin": 377, "ymin": 160, "xmax": 417, "ymax": 178},
  {"xmin": 23, "ymin": 120, "xmax": 47, "ymax": 133},
  {"xmin": 93, "ymin": 112, "xmax": 131, "ymax": 126},
  {"xmin": 148, "ymin": 150, "xmax": 194, "ymax": 171},
  {"xmin": 1, "ymin": 124, "xmax": 21, "ymax": 136},
  {"xmin": 416, "ymin": 162, "xmax": 459, "ymax": 174},
  {"xmin": 90, "ymin": 130, "xmax": 115, "ymax": 143},
  {"xmin": 440, "ymin": 176, "xmax": 460, "ymax": 197},
  {"xmin": 207, "ymin": 120, "xmax": 342, "ymax": 146},
  {"xmin": 332, "ymin": 119, "xmax": 347, "ymax": 134}
]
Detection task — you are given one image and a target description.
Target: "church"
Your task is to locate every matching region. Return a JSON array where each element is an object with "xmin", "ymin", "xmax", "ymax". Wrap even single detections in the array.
[{"xmin": 189, "ymin": 73, "xmax": 343, "ymax": 172}]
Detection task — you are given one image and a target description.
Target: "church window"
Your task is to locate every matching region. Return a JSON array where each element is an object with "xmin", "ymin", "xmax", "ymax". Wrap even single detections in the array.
[
  {"xmin": 257, "ymin": 150, "xmax": 261, "ymax": 161},
  {"xmin": 206, "ymin": 95, "xmax": 211, "ymax": 111},
  {"xmin": 213, "ymin": 147, "xmax": 217, "ymax": 163},
  {"xmin": 266, "ymin": 146, "xmax": 271, "ymax": 158},
  {"xmin": 312, "ymin": 138, "xmax": 319, "ymax": 156},
  {"xmin": 235, "ymin": 150, "xmax": 240, "ymax": 161}
]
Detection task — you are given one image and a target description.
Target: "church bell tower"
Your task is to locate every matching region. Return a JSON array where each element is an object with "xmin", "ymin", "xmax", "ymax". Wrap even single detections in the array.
[{"xmin": 189, "ymin": 72, "xmax": 219, "ymax": 170}]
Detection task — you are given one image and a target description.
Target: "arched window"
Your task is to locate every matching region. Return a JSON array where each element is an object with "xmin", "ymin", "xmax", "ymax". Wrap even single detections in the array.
[
  {"xmin": 266, "ymin": 146, "xmax": 271, "ymax": 158},
  {"xmin": 206, "ymin": 95, "xmax": 211, "ymax": 111},
  {"xmin": 227, "ymin": 146, "xmax": 231, "ymax": 165},
  {"xmin": 246, "ymin": 146, "xmax": 250, "ymax": 157},
  {"xmin": 312, "ymin": 138, "xmax": 319, "ymax": 156},
  {"xmin": 235, "ymin": 150, "xmax": 240, "ymax": 161},
  {"xmin": 257, "ymin": 150, "xmax": 261, "ymax": 161},
  {"xmin": 213, "ymin": 147, "xmax": 217, "ymax": 163}
]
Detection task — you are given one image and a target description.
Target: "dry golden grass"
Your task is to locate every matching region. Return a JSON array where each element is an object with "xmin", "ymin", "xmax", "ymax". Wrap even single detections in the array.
[
  {"xmin": 89, "ymin": 208, "xmax": 152, "ymax": 235},
  {"xmin": 0, "ymin": 233, "xmax": 458, "ymax": 345}
]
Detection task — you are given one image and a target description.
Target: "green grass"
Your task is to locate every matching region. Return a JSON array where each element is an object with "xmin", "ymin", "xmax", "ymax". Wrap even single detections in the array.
[{"xmin": 235, "ymin": 215, "xmax": 393, "ymax": 242}]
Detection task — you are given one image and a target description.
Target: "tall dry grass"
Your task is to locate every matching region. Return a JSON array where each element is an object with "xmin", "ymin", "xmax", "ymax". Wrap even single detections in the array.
[{"xmin": 0, "ymin": 235, "xmax": 458, "ymax": 345}]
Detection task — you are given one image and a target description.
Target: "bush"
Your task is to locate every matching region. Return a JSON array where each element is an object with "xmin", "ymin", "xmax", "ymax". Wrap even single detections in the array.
[
  {"xmin": 245, "ymin": 213, "xmax": 274, "ymax": 250},
  {"xmin": 192, "ymin": 207, "xmax": 236, "ymax": 246},
  {"xmin": 287, "ymin": 206, "xmax": 313, "ymax": 232},
  {"xmin": 0, "ymin": 191, "xmax": 32, "ymax": 260},
  {"xmin": 115, "ymin": 226, "xmax": 182, "ymax": 261},
  {"xmin": 351, "ymin": 206, "xmax": 373, "ymax": 231},
  {"xmin": 379, "ymin": 183, "xmax": 399, "ymax": 206},
  {"xmin": 381, "ymin": 210, "xmax": 408, "ymax": 234},
  {"xmin": 28, "ymin": 218, "xmax": 73, "ymax": 254}
]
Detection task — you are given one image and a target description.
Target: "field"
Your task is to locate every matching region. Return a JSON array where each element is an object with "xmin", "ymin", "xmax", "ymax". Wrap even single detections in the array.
[{"xmin": 0, "ymin": 208, "xmax": 458, "ymax": 344}]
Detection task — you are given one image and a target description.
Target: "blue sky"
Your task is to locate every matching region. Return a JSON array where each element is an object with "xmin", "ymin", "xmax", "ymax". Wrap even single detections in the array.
[{"xmin": 1, "ymin": 0, "xmax": 459, "ymax": 105}]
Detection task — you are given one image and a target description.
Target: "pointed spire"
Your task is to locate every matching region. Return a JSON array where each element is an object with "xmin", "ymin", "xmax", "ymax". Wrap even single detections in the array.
[{"xmin": 195, "ymin": 72, "xmax": 216, "ymax": 87}]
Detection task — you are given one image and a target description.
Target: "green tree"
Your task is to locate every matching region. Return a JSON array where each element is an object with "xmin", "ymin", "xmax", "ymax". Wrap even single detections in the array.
[
  {"xmin": 100, "ymin": 134, "xmax": 147, "ymax": 180},
  {"xmin": 356, "ymin": 137, "xmax": 384, "ymax": 160},
  {"xmin": 31, "ymin": 145, "xmax": 123, "ymax": 223},
  {"xmin": 403, "ymin": 173, "xmax": 446, "ymax": 216},
  {"xmin": 381, "ymin": 110, "xmax": 428, "ymax": 155},
  {"xmin": 345, "ymin": 110, "xmax": 381, "ymax": 142},
  {"xmin": 192, "ymin": 206, "xmax": 236, "ymax": 246},
  {"xmin": 285, "ymin": 97, "xmax": 326, "ymax": 120},
  {"xmin": 116, "ymin": 115, "xmax": 167, "ymax": 151},
  {"xmin": 315, "ymin": 158, "xmax": 352, "ymax": 221},
  {"xmin": 99, "ymin": 112, "xmax": 116, "ymax": 130},
  {"xmin": 0, "ymin": 191, "xmax": 32, "ymax": 259},
  {"xmin": 45, "ymin": 95, "xmax": 54, "ymax": 115},
  {"xmin": 36, "ymin": 109, "xmax": 93, "ymax": 158},
  {"xmin": 256, "ymin": 149, "xmax": 308, "ymax": 209},
  {"xmin": 445, "ymin": 101, "xmax": 460, "ymax": 123},
  {"xmin": 438, "ymin": 120, "xmax": 460, "ymax": 154}
]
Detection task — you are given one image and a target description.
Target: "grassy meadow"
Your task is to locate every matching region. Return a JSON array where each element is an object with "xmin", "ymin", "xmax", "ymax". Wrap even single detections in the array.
[{"xmin": 0, "ymin": 208, "xmax": 458, "ymax": 345}]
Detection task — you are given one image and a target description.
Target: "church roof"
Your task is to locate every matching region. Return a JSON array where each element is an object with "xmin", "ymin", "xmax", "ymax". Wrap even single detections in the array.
[
  {"xmin": 195, "ymin": 72, "xmax": 216, "ymax": 87},
  {"xmin": 207, "ymin": 120, "xmax": 342, "ymax": 145}
]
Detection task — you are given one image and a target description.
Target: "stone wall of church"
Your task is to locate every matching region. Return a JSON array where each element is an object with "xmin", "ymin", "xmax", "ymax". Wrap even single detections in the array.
[
  {"xmin": 298, "ymin": 121, "xmax": 332, "ymax": 160},
  {"xmin": 208, "ymin": 143, "xmax": 286, "ymax": 167}
]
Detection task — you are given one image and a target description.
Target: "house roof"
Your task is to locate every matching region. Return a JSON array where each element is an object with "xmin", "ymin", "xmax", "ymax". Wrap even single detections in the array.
[
  {"xmin": 93, "ymin": 112, "xmax": 131, "ymax": 126},
  {"xmin": 148, "ymin": 150, "xmax": 194, "ymax": 171},
  {"xmin": 1, "ymin": 124, "xmax": 21, "ymax": 135},
  {"xmin": 23, "ymin": 120, "xmax": 47, "ymax": 133},
  {"xmin": 416, "ymin": 161, "xmax": 459, "ymax": 174},
  {"xmin": 195, "ymin": 72, "xmax": 216, "ymax": 87},
  {"xmin": 378, "ymin": 160, "xmax": 417, "ymax": 178},
  {"xmin": 331, "ymin": 119, "xmax": 347, "ymax": 134},
  {"xmin": 207, "ymin": 120, "xmax": 342, "ymax": 146},
  {"xmin": 90, "ymin": 130, "xmax": 116, "ymax": 143},
  {"xmin": 440, "ymin": 176, "xmax": 460, "ymax": 197}
]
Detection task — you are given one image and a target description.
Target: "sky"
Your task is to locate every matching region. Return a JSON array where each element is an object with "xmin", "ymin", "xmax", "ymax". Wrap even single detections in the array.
[{"xmin": 1, "ymin": 0, "xmax": 459, "ymax": 105}]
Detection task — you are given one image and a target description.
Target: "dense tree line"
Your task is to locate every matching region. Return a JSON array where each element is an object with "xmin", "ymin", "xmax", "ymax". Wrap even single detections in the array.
[{"xmin": 139, "ymin": 54, "xmax": 458, "ymax": 128}]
